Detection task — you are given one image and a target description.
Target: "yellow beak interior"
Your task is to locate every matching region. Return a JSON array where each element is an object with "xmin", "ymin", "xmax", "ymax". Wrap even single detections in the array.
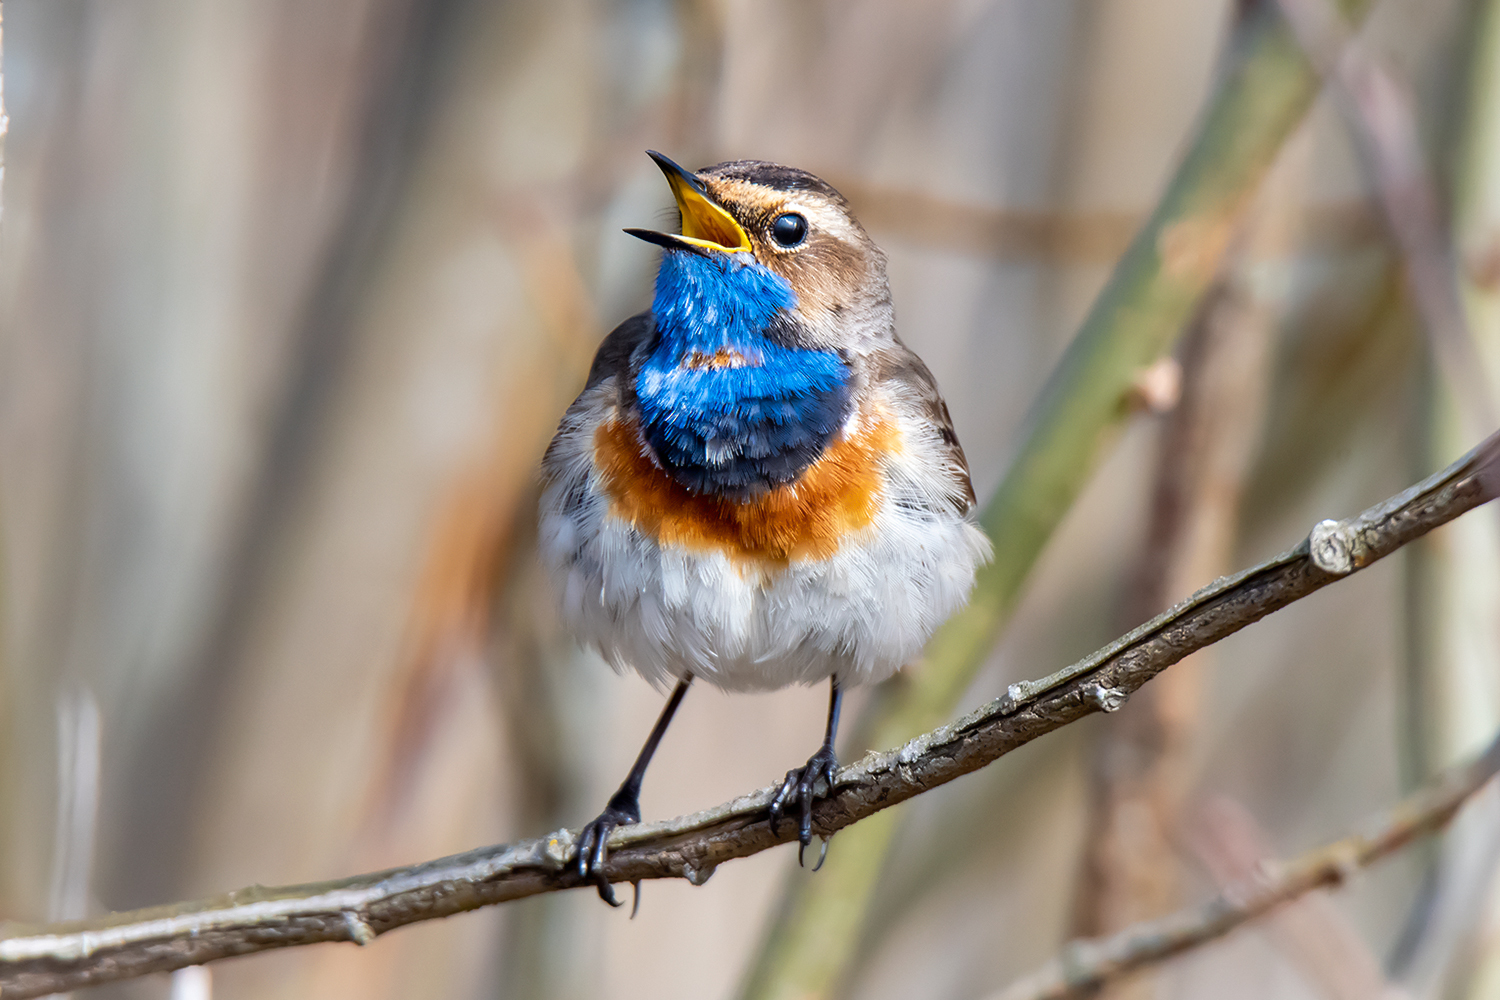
[{"xmin": 658, "ymin": 160, "xmax": 751, "ymax": 254}]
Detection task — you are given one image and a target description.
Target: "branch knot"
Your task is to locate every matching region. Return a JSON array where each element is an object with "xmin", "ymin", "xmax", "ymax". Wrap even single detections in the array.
[
  {"xmin": 1083, "ymin": 682, "xmax": 1128, "ymax": 713},
  {"xmin": 1308, "ymin": 518, "xmax": 1358, "ymax": 574}
]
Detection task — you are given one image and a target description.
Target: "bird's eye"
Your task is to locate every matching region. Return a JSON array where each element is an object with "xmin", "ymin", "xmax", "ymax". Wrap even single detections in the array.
[{"xmin": 771, "ymin": 213, "xmax": 807, "ymax": 247}]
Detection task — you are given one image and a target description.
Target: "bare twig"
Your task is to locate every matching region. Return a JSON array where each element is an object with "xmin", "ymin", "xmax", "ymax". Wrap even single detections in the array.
[
  {"xmin": 990, "ymin": 731, "xmax": 1500, "ymax": 1000},
  {"xmin": 1190, "ymin": 797, "xmax": 1407, "ymax": 1000},
  {"xmin": 2, "ymin": 430, "xmax": 1497, "ymax": 999}
]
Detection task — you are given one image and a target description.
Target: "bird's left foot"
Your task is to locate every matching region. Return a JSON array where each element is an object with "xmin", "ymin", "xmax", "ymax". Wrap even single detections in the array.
[
  {"xmin": 575, "ymin": 791, "xmax": 640, "ymax": 907},
  {"xmin": 769, "ymin": 744, "xmax": 839, "ymax": 868}
]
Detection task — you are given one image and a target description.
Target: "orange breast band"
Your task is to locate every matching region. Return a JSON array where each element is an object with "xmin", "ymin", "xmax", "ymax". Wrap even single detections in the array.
[{"xmin": 593, "ymin": 413, "xmax": 899, "ymax": 566}]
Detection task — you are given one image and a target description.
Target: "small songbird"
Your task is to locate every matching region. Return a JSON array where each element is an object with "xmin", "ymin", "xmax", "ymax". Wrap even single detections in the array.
[{"xmin": 539, "ymin": 151, "xmax": 990, "ymax": 904}]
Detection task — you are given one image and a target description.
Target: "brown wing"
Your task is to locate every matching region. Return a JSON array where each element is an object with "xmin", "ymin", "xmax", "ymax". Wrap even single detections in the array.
[
  {"xmin": 866, "ymin": 340, "xmax": 977, "ymax": 513},
  {"xmin": 583, "ymin": 311, "xmax": 655, "ymax": 395},
  {"xmin": 541, "ymin": 312, "xmax": 655, "ymax": 479}
]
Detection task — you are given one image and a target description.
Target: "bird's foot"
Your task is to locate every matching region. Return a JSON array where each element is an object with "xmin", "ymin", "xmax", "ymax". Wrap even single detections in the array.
[
  {"xmin": 575, "ymin": 791, "xmax": 640, "ymax": 907},
  {"xmin": 769, "ymin": 744, "xmax": 839, "ymax": 869}
]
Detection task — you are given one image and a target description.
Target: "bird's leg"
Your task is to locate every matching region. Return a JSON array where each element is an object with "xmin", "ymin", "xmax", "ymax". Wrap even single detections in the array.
[
  {"xmin": 770, "ymin": 677, "xmax": 843, "ymax": 868},
  {"xmin": 576, "ymin": 674, "xmax": 693, "ymax": 906}
]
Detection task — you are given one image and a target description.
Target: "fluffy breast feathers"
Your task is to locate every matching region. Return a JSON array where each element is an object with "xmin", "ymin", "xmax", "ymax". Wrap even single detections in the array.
[{"xmin": 538, "ymin": 314, "xmax": 990, "ymax": 691}]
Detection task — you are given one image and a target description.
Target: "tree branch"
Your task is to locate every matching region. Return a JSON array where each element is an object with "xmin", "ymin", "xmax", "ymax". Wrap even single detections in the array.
[
  {"xmin": 990, "ymin": 727, "xmax": 1500, "ymax": 1000},
  {"xmin": 2, "ymin": 429, "xmax": 1496, "ymax": 999}
]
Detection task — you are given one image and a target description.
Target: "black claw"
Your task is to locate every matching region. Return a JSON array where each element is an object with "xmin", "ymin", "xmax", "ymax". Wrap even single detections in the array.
[
  {"xmin": 769, "ymin": 744, "xmax": 839, "ymax": 865},
  {"xmin": 769, "ymin": 770, "xmax": 799, "ymax": 836},
  {"xmin": 575, "ymin": 797, "xmax": 640, "ymax": 906}
]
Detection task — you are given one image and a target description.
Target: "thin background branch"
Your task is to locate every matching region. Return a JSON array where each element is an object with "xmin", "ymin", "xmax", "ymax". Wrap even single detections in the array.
[
  {"xmin": 1188, "ymin": 797, "xmax": 1407, "ymax": 1000},
  {"xmin": 2, "ymin": 429, "xmax": 1496, "ymax": 1000},
  {"xmin": 991, "ymin": 729, "xmax": 1500, "ymax": 1000}
]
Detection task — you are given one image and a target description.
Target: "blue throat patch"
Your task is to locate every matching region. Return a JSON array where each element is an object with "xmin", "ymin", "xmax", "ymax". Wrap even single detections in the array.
[{"xmin": 635, "ymin": 250, "xmax": 852, "ymax": 500}]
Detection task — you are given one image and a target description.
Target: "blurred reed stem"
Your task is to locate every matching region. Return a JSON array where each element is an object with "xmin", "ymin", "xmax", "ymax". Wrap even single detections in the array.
[
  {"xmin": 1071, "ymin": 261, "xmax": 1276, "ymax": 1000},
  {"xmin": 1404, "ymin": 0, "xmax": 1500, "ymax": 990},
  {"xmin": 736, "ymin": 3, "xmax": 1378, "ymax": 997}
]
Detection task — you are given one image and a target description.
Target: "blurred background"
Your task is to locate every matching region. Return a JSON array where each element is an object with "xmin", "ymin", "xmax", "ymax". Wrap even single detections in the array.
[{"xmin": 4, "ymin": 0, "xmax": 1500, "ymax": 998}]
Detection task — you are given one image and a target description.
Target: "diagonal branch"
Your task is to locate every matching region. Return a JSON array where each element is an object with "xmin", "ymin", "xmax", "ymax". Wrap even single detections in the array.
[
  {"xmin": 990, "ymin": 727, "xmax": 1500, "ymax": 1000},
  {"xmin": 2, "ymin": 429, "xmax": 1497, "ymax": 999}
]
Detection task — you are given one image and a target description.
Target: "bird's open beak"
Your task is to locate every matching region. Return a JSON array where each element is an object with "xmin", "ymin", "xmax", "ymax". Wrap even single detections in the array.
[{"xmin": 625, "ymin": 151, "xmax": 751, "ymax": 255}]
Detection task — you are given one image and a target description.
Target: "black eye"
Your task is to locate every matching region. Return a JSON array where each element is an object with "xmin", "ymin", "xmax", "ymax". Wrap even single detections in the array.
[{"xmin": 771, "ymin": 213, "xmax": 807, "ymax": 247}]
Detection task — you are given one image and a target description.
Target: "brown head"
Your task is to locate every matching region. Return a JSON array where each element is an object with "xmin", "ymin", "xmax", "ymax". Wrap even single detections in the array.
[{"xmin": 626, "ymin": 152, "xmax": 894, "ymax": 353}]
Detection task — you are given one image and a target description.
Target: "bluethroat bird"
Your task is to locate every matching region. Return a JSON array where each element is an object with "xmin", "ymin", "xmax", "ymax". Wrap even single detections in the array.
[{"xmin": 540, "ymin": 152, "xmax": 991, "ymax": 904}]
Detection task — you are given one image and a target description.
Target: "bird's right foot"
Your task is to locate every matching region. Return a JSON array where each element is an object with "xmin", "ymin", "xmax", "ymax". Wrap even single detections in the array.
[
  {"xmin": 575, "ymin": 791, "xmax": 640, "ymax": 907},
  {"xmin": 769, "ymin": 743, "xmax": 839, "ymax": 868}
]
